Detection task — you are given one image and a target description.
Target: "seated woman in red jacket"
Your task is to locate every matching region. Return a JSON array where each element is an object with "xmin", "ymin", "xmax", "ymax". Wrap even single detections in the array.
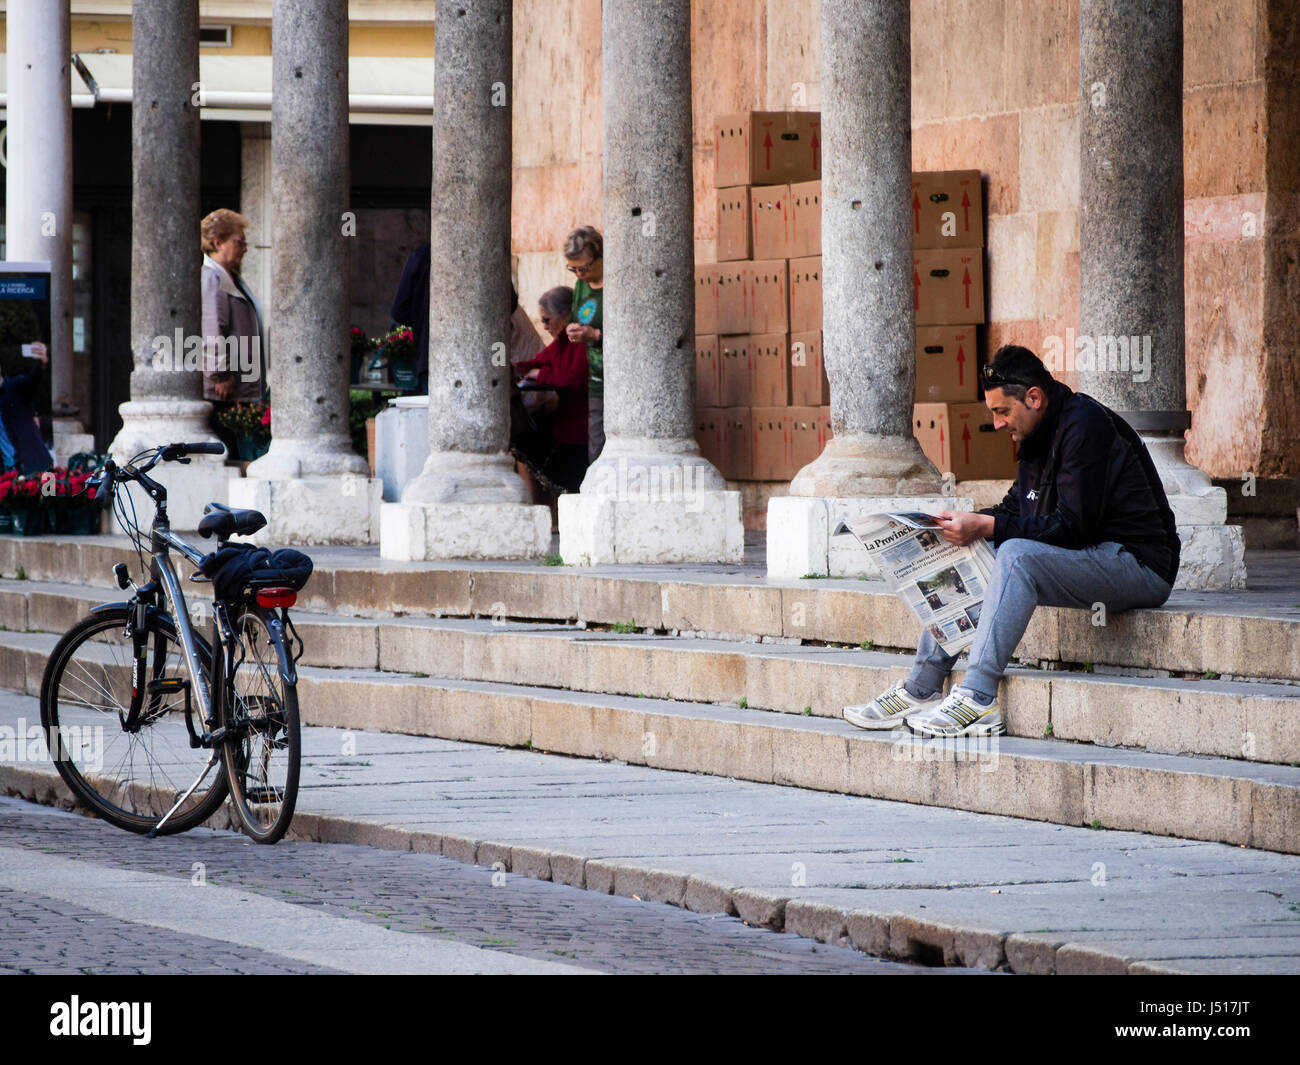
[{"xmin": 511, "ymin": 286, "xmax": 589, "ymax": 493}]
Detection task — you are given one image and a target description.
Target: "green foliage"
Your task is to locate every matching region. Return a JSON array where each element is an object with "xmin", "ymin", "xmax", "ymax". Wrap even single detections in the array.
[
  {"xmin": 859, "ymin": 639, "xmax": 874, "ymax": 651},
  {"xmin": 800, "ymin": 572, "xmax": 827, "ymax": 580},
  {"xmin": 738, "ymin": 696, "xmax": 748, "ymax": 709},
  {"xmin": 14, "ymin": 565, "xmax": 26, "ymax": 581},
  {"xmin": 544, "ymin": 553, "xmax": 564, "ymax": 566},
  {"xmin": 612, "ymin": 620, "xmax": 637, "ymax": 633}
]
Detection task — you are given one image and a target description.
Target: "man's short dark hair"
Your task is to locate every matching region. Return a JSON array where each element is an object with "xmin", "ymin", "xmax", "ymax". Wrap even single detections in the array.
[{"xmin": 984, "ymin": 345, "xmax": 1055, "ymax": 402}]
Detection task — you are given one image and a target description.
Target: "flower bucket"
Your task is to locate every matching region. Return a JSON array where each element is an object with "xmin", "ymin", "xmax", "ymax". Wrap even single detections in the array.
[
  {"xmin": 236, "ymin": 434, "xmax": 270, "ymax": 462},
  {"xmin": 0, "ymin": 513, "xmax": 12, "ymax": 535},
  {"xmin": 10, "ymin": 507, "xmax": 48, "ymax": 536}
]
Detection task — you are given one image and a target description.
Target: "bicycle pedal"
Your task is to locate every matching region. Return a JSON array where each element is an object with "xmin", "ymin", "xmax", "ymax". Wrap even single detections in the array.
[
  {"xmin": 147, "ymin": 677, "xmax": 188, "ymax": 695},
  {"xmin": 206, "ymin": 726, "xmax": 229, "ymax": 745},
  {"xmin": 242, "ymin": 786, "xmax": 282, "ymax": 804}
]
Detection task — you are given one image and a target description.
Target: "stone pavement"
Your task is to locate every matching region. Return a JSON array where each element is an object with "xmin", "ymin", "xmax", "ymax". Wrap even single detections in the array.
[
  {"xmin": 0, "ymin": 796, "xmax": 948, "ymax": 975},
  {"xmin": 3, "ymin": 690, "xmax": 1298, "ymax": 974}
]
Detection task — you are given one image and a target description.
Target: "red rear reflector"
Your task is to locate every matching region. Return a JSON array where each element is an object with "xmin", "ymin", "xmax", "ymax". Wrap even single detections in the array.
[{"xmin": 256, "ymin": 588, "xmax": 297, "ymax": 608}]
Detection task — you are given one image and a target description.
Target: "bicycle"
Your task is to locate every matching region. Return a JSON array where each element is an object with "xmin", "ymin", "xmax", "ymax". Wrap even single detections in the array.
[{"xmin": 38, "ymin": 442, "xmax": 309, "ymax": 844}]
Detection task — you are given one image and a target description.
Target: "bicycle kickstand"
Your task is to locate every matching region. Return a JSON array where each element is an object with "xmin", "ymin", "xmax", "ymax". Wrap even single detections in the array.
[{"xmin": 146, "ymin": 753, "xmax": 223, "ymax": 839}]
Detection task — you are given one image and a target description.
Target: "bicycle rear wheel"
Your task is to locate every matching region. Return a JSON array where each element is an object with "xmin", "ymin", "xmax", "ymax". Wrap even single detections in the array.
[
  {"xmin": 39, "ymin": 608, "xmax": 228, "ymax": 834},
  {"xmin": 220, "ymin": 605, "xmax": 300, "ymax": 844}
]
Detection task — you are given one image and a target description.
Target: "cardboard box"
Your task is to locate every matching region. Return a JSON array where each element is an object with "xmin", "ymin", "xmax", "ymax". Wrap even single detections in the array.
[
  {"xmin": 789, "ymin": 180, "xmax": 822, "ymax": 259},
  {"xmin": 694, "ymin": 264, "xmax": 720, "ymax": 335},
  {"xmin": 912, "ymin": 170, "xmax": 984, "ymax": 249},
  {"xmin": 788, "ymin": 406, "xmax": 823, "ymax": 474},
  {"xmin": 719, "ymin": 336, "xmax": 748, "ymax": 407},
  {"xmin": 789, "ymin": 330, "xmax": 829, "ymax": 406},
  {"xmin": 789, "ymin": 256, "xmax": 823, "ymax": 333},
  {"xmin": 716, "ymin": 262, "xmax": 748, "ymax": 334},
  {"xmin": 913, "ymin": 402, "xmax": 1018, "ymax": 481},
  {"xmin": 696, "ymin": 334, "xmax": 720, "ymax": 407},
  {"xmin": 695, "ymin": 408, "xmax": 726, "ymax": 473},
  {"xmin": 914, "ymin": 248, "xmax": 984, "ymax": 326},
  {"xmin": 745, "ymin": 333, "xmax": 789, "ymax": 407},
  {"xmin": 724, "ymin": 406, "xmax": 752, "ymax": 481},
  {"xmin": 715, "ymin": 111, "xmax": 822, "ymax": 188},
  {"xmin": 750, "ymin": 406, "xmax": 793, "ymax": 481},
  {"xmin": 746, "ymin": 259, "xmax": 789, "ymax": 335},
  {"xmin": 716, "ymin": 186, "xmax": 752, "ymax": 261},
  {"xmin": 749, "ymin": 183, "xmax": 793, "ymax": 260},
  {"xmin": 914, "ymin": 325, "xmax": 978, "ymax": 403},
  {"xmin": 816, "ymin": 407, "xmax": 832, "ymax": 455}
]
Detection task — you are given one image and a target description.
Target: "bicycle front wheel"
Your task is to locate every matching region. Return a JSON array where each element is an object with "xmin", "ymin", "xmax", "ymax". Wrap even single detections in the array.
[
  {"xmin": 221, "ymin": 605, "xmax": 300, "ymax": 844},
  {"xmin": 39, "ymin": 608, "xmax": 228, "ymax": 834}
]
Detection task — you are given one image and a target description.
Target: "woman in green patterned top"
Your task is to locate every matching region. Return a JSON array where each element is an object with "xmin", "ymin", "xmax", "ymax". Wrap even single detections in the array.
[{"xmin": 564, "ymin": 226, "xmax": 604, "ymax": 461}]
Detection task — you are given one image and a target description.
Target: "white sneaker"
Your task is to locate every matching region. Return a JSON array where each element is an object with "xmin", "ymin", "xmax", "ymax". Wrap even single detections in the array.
[
  {"xmin": 842, "ymin": 681, "xmax": 944, "ymax": 731},
  {"xmin": 905, "ymin": 686, "xmax": 1005, "ymax": 738}
]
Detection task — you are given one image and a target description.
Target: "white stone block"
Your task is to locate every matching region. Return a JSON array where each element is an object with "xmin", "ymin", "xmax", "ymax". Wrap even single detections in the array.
[
  {"xmin": 766, "ymin": 495, "xmax": 971, "ymax": 579},
  {"xmin": 1173, "ymin": 524, "xmax": 1247, "ymax": 591},
  {"xmin": 559, "ymin": 491, "xmax": 743, "ymax": 565},
  {"xmin": 765, "ymin": 497, "xmax": 829, "ymax": 579},
  {"xmin": 375, "ymin": 397, "xmax": 430, "ymax": 502},
  {"xmin": 1167, "ymin": 488, "xmax": 1228, "ymax": 526},
  {"xmin": 229, "ymin": 476, "xmax": 381, "ymax": 546},
  {"xmin": 380, "ymin": 501, "xmax": 551, "ymax": 561}
]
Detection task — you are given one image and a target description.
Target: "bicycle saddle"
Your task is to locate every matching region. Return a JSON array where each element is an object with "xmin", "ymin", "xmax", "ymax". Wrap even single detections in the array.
[{"xmin": 198, "ymin": 502, "xmax": 268, "ymax": 540}]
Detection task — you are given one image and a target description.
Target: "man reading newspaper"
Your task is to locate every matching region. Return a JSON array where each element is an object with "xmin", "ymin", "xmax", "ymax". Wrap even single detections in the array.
[{"xmin": 843, "ymin": 345, "xmax": 1181, "ymax": 737}]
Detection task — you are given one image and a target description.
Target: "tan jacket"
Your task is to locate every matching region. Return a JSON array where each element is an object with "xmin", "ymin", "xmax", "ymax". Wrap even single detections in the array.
[{"xmin": 201, "ymin": 255, "xmax": 266, "ymax": 402}]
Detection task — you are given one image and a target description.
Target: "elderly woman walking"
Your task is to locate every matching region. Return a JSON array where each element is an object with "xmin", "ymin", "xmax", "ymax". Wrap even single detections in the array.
[{"xmin": 201, "ymin": 209, "xmax": 266, "ymax": 451}]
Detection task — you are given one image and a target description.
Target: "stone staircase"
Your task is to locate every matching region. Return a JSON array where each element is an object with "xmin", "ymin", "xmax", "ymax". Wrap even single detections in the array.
[{"xmin": 1, "ymin": 536, "xmax": 1297, "ymax": 857}]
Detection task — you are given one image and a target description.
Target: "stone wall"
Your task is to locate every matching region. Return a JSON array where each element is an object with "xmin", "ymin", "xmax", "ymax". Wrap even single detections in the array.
[{"xmin": 509, "ymin": 0, "xmax": 1298, "ymax": 479}]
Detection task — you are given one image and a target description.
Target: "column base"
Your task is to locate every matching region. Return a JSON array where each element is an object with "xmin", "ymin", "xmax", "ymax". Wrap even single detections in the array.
[
  {"xmin": 1174, "ymin": 524, "xmax": 1246, "ymax": 590},
  {"xmin": 767, "ymin": 495, "xmax": 972, "ymax": 579},
  {"xmin": 109, "ymin": 399, "xmax": 229, "ymax": 529},
  {"xmin": 229, "ymin": 476, "xmax": 381, "ymax": 545},
  {"xmin": 559, "ymin": 491, "xmax": 744, "ymax": 565},
  {"xmin": 52, "ymin": 419, "xmax": 94, "ymax": 462},
  {"xmin": 379, "ymin": 501, "xmax": 551, "ymax": 561},
  {"xmin": 401, "ymin": 450, "xmax": 530, "ymax": 505},
  {"xmin": 788, "ymin": 434, "xmax": 944, "ymax": 498}
]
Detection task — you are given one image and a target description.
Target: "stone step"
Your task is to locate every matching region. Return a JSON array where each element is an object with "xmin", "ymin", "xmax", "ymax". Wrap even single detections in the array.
[
  {"xmin": 6, "ymin": 579, "xmax": 1298, "ymax": 768},
  {"xmin": 3, "ymin": 536, "xmax": 1300, "ymax": 684},
  {"xmin": 4, "ymin": 628, "xmax": 1297, "ymax": 855}
]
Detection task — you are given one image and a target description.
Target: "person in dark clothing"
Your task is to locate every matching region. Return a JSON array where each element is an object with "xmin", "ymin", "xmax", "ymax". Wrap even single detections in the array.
[
  {"xmin": 390, "ymin": 242, "xmax": 431, "ymax": 393},
  {"xmin": 0, "ymin": 343, "xmax": 53, "ymax": 473},
  {"xmin": 844, "ymin": 344, "xmax": 1180, "ymax": 738}
]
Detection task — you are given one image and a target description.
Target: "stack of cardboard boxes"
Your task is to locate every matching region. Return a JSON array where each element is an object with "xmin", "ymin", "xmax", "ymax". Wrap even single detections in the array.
[
  {"xmin": 695, "ymin": 111, "xmax": 830, "ymax": 483},
  {"xmin": 910, "ymin": 169, "xmax": 1015, "ymax": 480},
  {"xmin": 695, "ymin": 110, "xmax": 1015, "ymax": 485}
]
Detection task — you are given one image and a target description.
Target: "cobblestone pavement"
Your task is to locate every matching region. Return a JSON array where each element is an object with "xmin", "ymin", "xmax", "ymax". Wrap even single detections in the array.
[{"xmin": 0, "ymin": 797, "xmax": 972, "ymax": 975}]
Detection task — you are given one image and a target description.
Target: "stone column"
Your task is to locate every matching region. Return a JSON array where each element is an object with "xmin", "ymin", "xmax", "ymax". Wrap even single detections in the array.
[
  {"xmin": 380, "ymin": 0, "xmax": 550, "ymax": 560},
  {"xmin": 556, "ymin": 0, "xmax": 743, "ymax": 565},
  {"xmin": 1078, "ymin": 0, "xmax": 1244, "ymax": 588},
  {"xmin": 109, "ymin": 0, "xmax": 227, "ymax": 529},
  {"xmin": 766, "ymin": 0, "xmax": 955, "ymax": 578},
  {"xmin": 232, "ymin": 0, "xmax": 380, "ymax": 544},
  {"xmin": 4, "ymin": 0, "xmax": 90, "ymax": 450}
]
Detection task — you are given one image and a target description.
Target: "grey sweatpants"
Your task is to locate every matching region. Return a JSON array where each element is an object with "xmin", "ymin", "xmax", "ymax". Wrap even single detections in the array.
[{"xmin": 906, "ymin": 538, "xmax": 1173, "ymax": 703}]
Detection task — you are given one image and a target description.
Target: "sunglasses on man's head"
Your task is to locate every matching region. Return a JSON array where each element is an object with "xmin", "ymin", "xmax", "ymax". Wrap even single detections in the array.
[{"xmin": 982, "ymin": 364, "xmax": 1036, "ymax": 390}]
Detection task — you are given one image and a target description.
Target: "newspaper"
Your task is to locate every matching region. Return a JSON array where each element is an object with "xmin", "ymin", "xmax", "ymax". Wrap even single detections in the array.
[{"xmin": 834, "ymin": 512, "xmax": 996, "ymax": 655}]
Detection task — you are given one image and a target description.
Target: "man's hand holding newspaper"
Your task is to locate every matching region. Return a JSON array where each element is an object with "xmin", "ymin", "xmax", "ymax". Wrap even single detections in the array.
[{"xmin": 934, "ymin": 511, "xmax": 995, "ymax": 547}]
